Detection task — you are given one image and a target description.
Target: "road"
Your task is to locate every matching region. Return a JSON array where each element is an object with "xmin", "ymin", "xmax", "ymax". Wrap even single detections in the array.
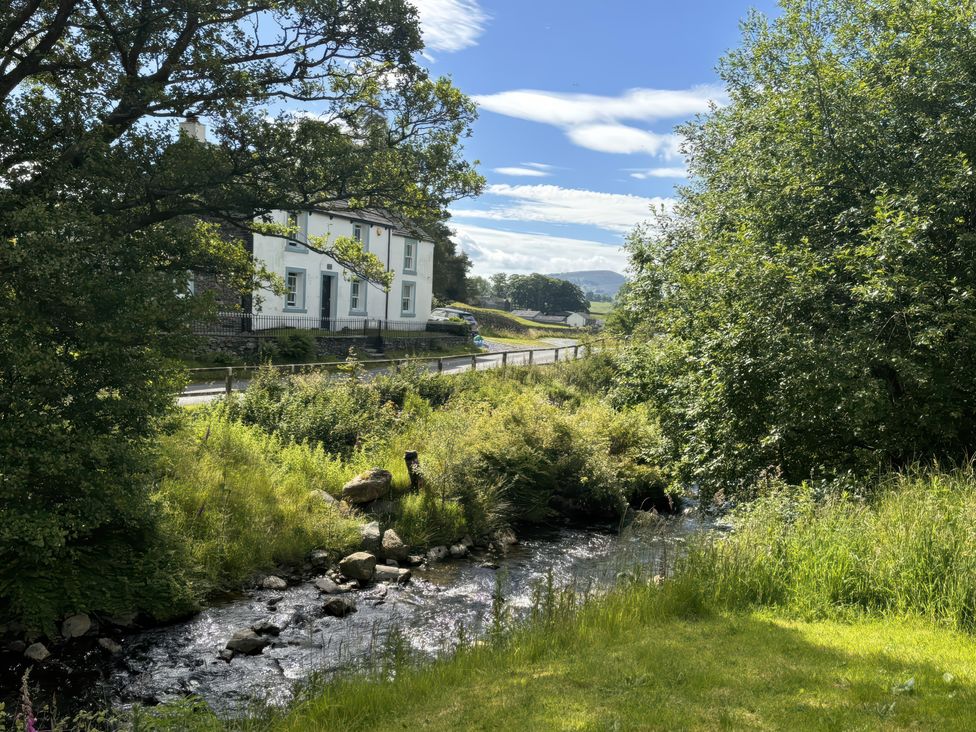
[{"xmin": 178, "ymin": 338, "xmax": 583, "ymax": 406}]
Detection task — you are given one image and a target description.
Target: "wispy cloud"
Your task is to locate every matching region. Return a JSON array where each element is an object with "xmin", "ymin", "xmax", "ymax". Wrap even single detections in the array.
[
  {"xmin": 630, "ymin": 167, "xmax": 689, "ymax": 180},
  {"xmin": 493, "ymin": 166, "xmax": 551, "ymax": 177},
  {"xmin": 452, "ymin": 223, "xmax": 629, "ymax": 276},
  {"xmin": 472, "ymin": 85, "xmax": 722, "ymax": 159},
  {"xmin": 451, "ymin": 184, "xmax": 671, "ymax": 235},
  {"xmin": 473, "ymin": 86, "xmax": 722, "ymax": 126},
  {"xmin": 411, "ymin": 0, "xmax": 488, "ymax": 54}
]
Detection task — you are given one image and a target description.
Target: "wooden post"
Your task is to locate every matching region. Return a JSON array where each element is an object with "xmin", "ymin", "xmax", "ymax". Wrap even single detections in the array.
[
  {"xmin": 225, "ymin": 367, "xmax": 233, "ymax": 396},
  {"xmin": 502, "ymin": 351, "xmax": 508, "ymax": 367},
  {"xmin": 471, "ymin": 354, "xmax": 477, "ymax": 371},
  {"xmin": 574, "ymin": 345, "xmax": 579, "ymax": 360},
  {"xmin": 528, "ymin": 349, "xmax": 534, "ymax": 365},
  {"xmin": 555, "ymin": 348, "xmax": 560, "ymax": 362},
  {"xmin": 405, "ymin": 451, "xmax": 424, "ymax": 491},
  {"xmin": 438, "ymin": 358, "xmax": 444, "ymax": 373}
]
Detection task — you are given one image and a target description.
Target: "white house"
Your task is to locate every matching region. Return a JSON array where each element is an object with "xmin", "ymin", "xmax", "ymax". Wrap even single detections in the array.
[{"xmin": 250, "ymin": 208, "xmax": 434, "ymax": 330}]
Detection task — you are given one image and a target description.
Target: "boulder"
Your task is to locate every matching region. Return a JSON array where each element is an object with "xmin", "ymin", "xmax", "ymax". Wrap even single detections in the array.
[
  {"xmin": 360, "ymin": 521, "xmax": 382, "ymax": 553},
  {"xmin": 24, "ymin": 642, "xmax": 49, "ymax": 662},
  {"xmin": 374, "ymin": 565, "xmax": 412, "ymax": 584},
  {"xmin": 366, "ymin": 499, "xmax": 396, "ymax": 516},
  {"xmin": 493, "ymin": 528, "xmax": 518, "ymax": 548},
  {"xmin": 261, "ymin": 575, "xmax": 288, "ymax": 591},
  {"xmin": 105, "ymin": 611, "xmax": 139, "ymax": 629},
  {"xmin": 226, "ymin": 629, "xmax": 270, "ymax": 655},
  {"xmin": 62, "ymin": 613, "xmax": 92, "ymax": 639},
  {"xmin": 449, "ymin": 544, "xmax": 468, "ymax": 558},
  {"xmin": 338, "ymin": 552, "xmax": 377, "ymax": 582},
  {"xmin": 341, "ymin": 469, "xmax": 392, "ymax": 504},
  {"xmin": 406, "ymin": 555, "xmax": 424, "ymax": 567},
  {"xmin": 252, "ymin": 619, "xmax": 284, "ymax": 636},
  {"xmin": 381, "ymin": 529, "xmax": 409, "ymax": 562},
  {"xmin": 309, "ymin": 549, "xmax": 331, "ymax": 568},
  {"xmin": 314, "ymin": 576, "xmax": 341, "ymax": 594},
  {"xmin": 218, "ymin": 649, "xmax": 235, "ymax": 663},
  {"xmin": 323, "ymin": 597, "xmax": 357, "ymax": 618},
  {"xmin": 427, "ymin": 545, "xmax": 449, "ymax": 562},
  {"xmin": 310, "ymin": 489, "xmax": 338, "ymax": 507},
  {"xmin": 460, "ymin": 535, "xmax": 474, "ymax": 549},
  {"xmin": 98, "ymin": 637, "xmax": 123, "ymax": 654}
]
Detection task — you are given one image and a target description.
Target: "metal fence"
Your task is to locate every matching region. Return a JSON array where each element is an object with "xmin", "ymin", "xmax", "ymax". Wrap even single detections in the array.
[
  {"xmin": 179, "ymin": 339, "xmax": 611, "ymax": 399},
  {"xmin": 193, "ymin": 311, "xmax": 470, "ymax": 338}
]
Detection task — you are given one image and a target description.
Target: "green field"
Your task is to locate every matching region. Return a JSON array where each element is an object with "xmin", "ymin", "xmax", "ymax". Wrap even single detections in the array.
[
  {"xmin": 450, "ymin": 302, "xmax": 588, "ymax": 338},
  {"xmin": 588, "ymin": 300, "xmax": 613, "ymax": 315}
]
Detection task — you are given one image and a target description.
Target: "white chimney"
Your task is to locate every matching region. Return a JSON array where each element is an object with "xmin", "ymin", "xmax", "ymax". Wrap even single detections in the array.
[{"xmin": 179, "ymin": 115, "xmax": 207, "ymax": 142}]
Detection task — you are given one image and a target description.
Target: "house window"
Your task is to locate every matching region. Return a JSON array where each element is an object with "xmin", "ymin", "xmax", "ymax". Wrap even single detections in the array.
[
  {"xmin": 349, "ymin": 278, "xmax": 365, "ymax": 313},
  {"xmin": 286, "ymin": 211, "xmax": 307, "ymax": 250},
  {"xmin": 352, "ymin": 223, "xmax": 363, "ymax": 242},
  {"xmin": 403, "ymin": 238, "xmax": 417, "ymax": 273},
  {"xmin": 401, "ymin": 281, "xmax": 416, "ymax": 316},
  {"xmin": 285, "ymin": 268, "xmax": 306, "ymax": 311}
]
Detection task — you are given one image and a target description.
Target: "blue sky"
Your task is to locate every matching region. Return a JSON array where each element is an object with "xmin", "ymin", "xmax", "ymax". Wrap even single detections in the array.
[{"xmin": 409, "ymin": 0, "xmax": 780, "ymax": 275}]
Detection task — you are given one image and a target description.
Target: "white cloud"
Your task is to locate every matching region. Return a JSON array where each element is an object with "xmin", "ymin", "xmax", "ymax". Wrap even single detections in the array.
[
  {"xmin": 472, "ymin": 86, "xmax": 722, "ymax": 126},
  {"xmin": 493, "ymin": 166, "xmax": 551, "ymax": 177},
  {"xmin": 451, "ymin": 184, "xmax": 671, "ymax": 234},
  {"xmin": 630, "ymin": 167, "xmax": 689, "ymax": 180},
  {"xmin": 452, "ymin": 223, "xmax": 630, "ymax": 276},
  {"xmin": 411, "ymin": 0, "xmax": 488, "ymax": 54},
  {"xmin": 521, "ymin": 162, "xmax": 554, "ymax": 170},
  {"xmin": 472, "ymin": 85, "xmax": 723, "ymax": 160},
  {"xmin": 566, "ymin": 124, "xmax": 682, "ymax": 158}
]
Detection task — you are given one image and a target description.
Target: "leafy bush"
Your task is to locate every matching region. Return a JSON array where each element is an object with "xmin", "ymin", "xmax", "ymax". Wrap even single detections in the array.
[{"xmin": 267, "ymin": 330, "xmax": 317, "ymax": 363}]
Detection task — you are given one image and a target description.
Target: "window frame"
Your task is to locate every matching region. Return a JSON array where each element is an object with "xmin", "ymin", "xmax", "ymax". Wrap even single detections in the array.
[
  {"xmin": 284, "ymin": 267, "xmax": 307, "ymax": 312},
  {"xmin": 400, "ymin": 280, "xmax": 416, "ymax": 318},
  {"xmin": 348, "ymin": 277, "xmax": 367, "ymax": 315},
  {"xmin": 286, "ymin": 211, "xmax": 308, "ymax": 252},
  {"xmin": 403, "ymin": 237, "xmax": 417, "ymax": 275}
]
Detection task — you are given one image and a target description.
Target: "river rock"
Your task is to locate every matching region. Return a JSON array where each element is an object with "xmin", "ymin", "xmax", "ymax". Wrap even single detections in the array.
[
  {"xmin": 323, "ymin": 597, "xmax": 357, "ymax": 618},
  {"xmin": 310, "ymin": 489, "xmax": 338, "ymax": 507},
  {"xmin": 24, "ymin": 642, "xmax": 49, "ymax": 662},
  {"xmin": 98, "ymin": 637, "xmax": 123, "ymax": 654},
  {"xmin": 314, "ymin": 576, "xmax": 341, "ymax": 594},
  {"xmin": 341, "ymin": 468, "xmax": 392, "ymax": 504},
  {"xmin": 105, "ymin": 611, "xmax": 139, "ymax": 629},
  {"xmin": 460, "ymin": 535, "xmax": 474, "ymax": 549},
  {"xmin": 360, "ymin": 521, "xmax": 382, "ymax": 553},
  {"xmin": 226, "ymin": 629, "xmax": 270, "ymax": 655},
  {"xmin": 338, "ymin": 552, "xmax": 376, "ymax": 581},
  {"xmin": 309, "ymin": 549, "xmax": 331, "ymax": 568},
  {"xmin": 218, "ymin": 649, "xmax": 235, "ymax": 663},
  {"xmin": 427, "ymin": 545, "xmax": 449, "ymax": 562},
  {"xmin": 449, "ymin": 544, "xmax": 468, "ymax": 558},
  {"xmin": 374, "ymin": 565, "xmax": 411, "ymax": 584},
  {"xmin": 261, "ymin": 575, "xmax": 288, "ymax": 590},
  {"xmin": 62, "ymin": 613, "xmax": 92, "ymax": 638},
  {"xmin": 381, "ymin": 529, "xmax": 409, "ymax": 562},
  {"xmin": 493, "ymin": 528, "xmax": 518, "ymax": 548},
  {"xmin": 406, "ymin": 554, "xmax": 424, "ymax": 567},
  {"xmin": 252, "ymin": 619, "xmax": 283, "ymax": 636}
]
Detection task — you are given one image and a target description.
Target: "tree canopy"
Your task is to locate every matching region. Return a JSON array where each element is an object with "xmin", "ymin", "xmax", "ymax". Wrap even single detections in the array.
[
  {"xmin": 616, "ymin": 0, "xmax": 976, "ymax": 496},
  {"xmin": 0, "ymin": 0, "xmax": 482, "ymax": 630},
  {"xmin": 508, "ymin": 273, "xmax": 588, "ymax": 313}
]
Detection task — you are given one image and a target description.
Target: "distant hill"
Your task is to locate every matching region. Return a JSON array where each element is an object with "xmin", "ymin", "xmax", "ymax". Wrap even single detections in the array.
[{"xmin": 547, "ymin": 270, "xmax": 626, "ymax": 297}]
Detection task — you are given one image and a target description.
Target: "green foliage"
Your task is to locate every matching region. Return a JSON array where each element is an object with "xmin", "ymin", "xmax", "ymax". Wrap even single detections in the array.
[
  {"xmin": 269, "ymin": 330, "xmax": 318, "ymax": 363},
  {"xmin": 507, "ymin": 273, "xmax": 588, "ymax": 313},
  {"xmin": 0, "ymin": 0, "xmax": 482, "ymax": 632},
  {"xmin": 682, "ymin": 468, "xmax": 976, "ymax": 632},
  {"xmin": 618, "ymin": 0, "xmax": 976, "ymax": 497},
  {"xmin": 153, "ymin": 415, "xmax": 361, "ymax": 597}
]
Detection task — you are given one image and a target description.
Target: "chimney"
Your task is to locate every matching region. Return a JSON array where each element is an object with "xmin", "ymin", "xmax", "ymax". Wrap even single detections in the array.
[{"xmin": 179, "ymin": 115, "xmax": 207, "ymax": 142}]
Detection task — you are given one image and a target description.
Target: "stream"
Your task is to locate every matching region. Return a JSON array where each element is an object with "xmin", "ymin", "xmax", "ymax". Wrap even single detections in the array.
[{"xmin": 2, "ymin": 510, "xmax": 710, "ymax": 720}]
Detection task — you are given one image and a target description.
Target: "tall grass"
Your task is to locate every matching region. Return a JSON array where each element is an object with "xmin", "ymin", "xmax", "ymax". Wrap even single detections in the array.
[
  {"xmin": 153, "ymin": 416, "xmax": 362, "ymax": 599},
  {"xmin": 681, "ymin": 468, "xmax": 976, "ymax": 630}
]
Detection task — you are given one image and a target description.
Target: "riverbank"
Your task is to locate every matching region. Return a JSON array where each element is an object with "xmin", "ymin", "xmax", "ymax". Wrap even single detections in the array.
[{"xmin": 132, "ymin": 468, "xmax": 976, "ymax": 731}]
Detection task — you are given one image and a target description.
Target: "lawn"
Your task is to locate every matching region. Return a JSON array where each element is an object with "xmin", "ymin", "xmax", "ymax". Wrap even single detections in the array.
[
  {"xmin": 279, "ymin": 610, "xmax": 975, "ymax": 732},
  {"xmin": 588, "ymin": 300, "xmax": 613, "ymax": 318}
]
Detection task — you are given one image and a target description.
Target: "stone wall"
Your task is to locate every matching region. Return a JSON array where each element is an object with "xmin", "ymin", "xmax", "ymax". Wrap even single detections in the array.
[{"xmin": 195, "ymin": 333, "xmax": 470, "ymax": 362}]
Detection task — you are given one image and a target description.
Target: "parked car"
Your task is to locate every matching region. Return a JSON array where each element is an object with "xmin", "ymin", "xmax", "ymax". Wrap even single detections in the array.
[{"xmin": 429, "ymin": 307, "xmax": 478, "ymax": 330}]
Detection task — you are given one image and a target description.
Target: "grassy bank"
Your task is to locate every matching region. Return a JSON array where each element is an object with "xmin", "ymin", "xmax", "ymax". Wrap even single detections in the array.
[
  {"xmin": 450, "ymin": 302, "xmax": 589, "ymax": 339},
  {"xmin": 134, "ymin": 469, "xmax": 976, "ymax": 730},
  {"xmin": 140, "ymin": 354, "xmax": 668, "ymax": 616}
]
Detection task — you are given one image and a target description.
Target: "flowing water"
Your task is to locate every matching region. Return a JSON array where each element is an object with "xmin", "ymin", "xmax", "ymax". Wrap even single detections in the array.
[{"xmin": 0, "ymin": 510, "xmax": 710, "ymax": 720}]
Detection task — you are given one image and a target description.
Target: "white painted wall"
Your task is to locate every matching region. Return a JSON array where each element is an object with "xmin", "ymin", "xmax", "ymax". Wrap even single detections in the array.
[{"xmin": 250, "ymin": 210, "xmax": 434, "ymax": 328}]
